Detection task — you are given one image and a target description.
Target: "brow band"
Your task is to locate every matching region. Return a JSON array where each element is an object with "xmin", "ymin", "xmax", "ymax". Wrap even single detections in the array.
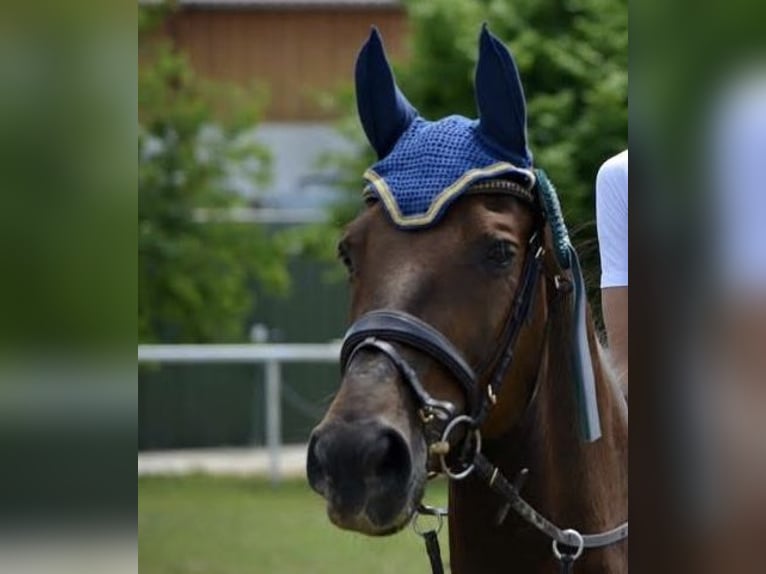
[
  {"xmin": 465, "ymin": 180, "xmax": 536, "ymax": 205},
  {"xmin": 362, "ymin": 179, "xmax": 535, "ymax": 206}
]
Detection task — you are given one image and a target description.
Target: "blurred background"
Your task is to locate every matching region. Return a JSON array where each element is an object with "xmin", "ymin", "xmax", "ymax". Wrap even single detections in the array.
[
  {"xmin": 0, "ymin": 0, "xmax": 766, "ymax": 574},
  {"xmin": 136, "ymin": 0, "xmax": 627, "ymax": 572},
  {"xmin": 1, "ymin": 0, "xmax": 764, "ymax": 571}
]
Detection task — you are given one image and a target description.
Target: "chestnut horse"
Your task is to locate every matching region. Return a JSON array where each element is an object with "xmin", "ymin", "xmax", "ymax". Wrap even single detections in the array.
[{"xmin": 307, "ymin": 27, "xmax": 628, "ymax": 574}]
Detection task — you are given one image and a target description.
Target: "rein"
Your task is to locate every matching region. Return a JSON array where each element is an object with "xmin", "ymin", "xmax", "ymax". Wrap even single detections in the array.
[
  {"xmin": 473, "ymin": 454, "xmax": 629, "ymax": 559},
  {"xmin": 339, "ymin": 179, "xmax": 628, "ymax": 573}
]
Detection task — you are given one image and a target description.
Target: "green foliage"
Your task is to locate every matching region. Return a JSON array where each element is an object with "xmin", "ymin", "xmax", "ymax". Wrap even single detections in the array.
[
  {"xmin": 485, "ymin": 0, "xmax": 628, "ymax": 297},
  {"xmin": 403, "ymin": 0, "xmax": 627, "ymax": 294},
  {"xmin": 278, "ymin": 86, "xmax": 373, "ymax": 273},
  {"xmin": 139, "ymin": 476, "xmax": 450, "ymax": 574},
  {"xmin": 139, "ymin": 34, "xmax": 288, "ymax": 343},
  {"xmin": 308, "ymin": 0, "xmax": 627, "ymax": 301}
]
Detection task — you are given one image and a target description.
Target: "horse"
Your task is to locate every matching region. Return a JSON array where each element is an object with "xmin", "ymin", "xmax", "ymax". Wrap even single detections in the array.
[{"xmin": 306, "ymin": 26, "xmax": 628, "ymax": 574}]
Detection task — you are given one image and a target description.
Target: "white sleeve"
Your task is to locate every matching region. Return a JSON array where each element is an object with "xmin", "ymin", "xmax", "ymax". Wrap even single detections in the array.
[
  {"xmin": 596, "ymin": 151, "xmax": 629, "ymax": 288},
  {"xmin": 711, "ymin": 75, "xmax": 766, "ymax": 294}
]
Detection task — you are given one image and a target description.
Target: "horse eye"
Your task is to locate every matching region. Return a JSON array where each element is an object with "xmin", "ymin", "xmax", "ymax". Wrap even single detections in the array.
[
  {"xmin": 337, "ymin": 241, "xmax": 354, "ymax": 273},
  {"xmin": 486, "ymin": 240, "xmax": 515, "ymax": 268}
]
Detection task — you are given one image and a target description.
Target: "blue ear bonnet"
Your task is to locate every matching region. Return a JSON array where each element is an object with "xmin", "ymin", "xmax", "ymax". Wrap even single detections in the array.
[
  {"xmin": 363, "ymin": 116, "xmax": 535, "ymax": 228},
  {"xmin": 357, "ymin": 25, "xmax": 535, "ymax": 229}
]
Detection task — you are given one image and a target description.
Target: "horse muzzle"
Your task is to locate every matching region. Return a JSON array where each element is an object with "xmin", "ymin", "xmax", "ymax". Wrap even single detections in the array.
[{"xmin": 307, "ymin": 419, "xmax": 423, "ymax": 534}]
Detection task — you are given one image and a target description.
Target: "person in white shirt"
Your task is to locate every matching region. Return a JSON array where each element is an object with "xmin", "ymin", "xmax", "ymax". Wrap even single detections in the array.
[{"xmin": 595, "ymin": 149, "xmax": 628, "ymax": 395}]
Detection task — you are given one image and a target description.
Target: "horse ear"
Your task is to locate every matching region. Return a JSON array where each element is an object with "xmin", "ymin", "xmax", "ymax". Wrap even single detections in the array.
[
  {"xmin": 355, "ymin": 27, "xmax": 418, "ymax": 159},
  {"xmin": 475, "ymin": 24, "xmax": 532, "ymax": 167}
]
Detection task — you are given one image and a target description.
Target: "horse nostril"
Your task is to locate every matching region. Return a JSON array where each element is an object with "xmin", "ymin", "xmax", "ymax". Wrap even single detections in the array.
[
  {"xmin": 307, "ymin": 422, "xmax": 414, "ymax": 527},
  {"xmin": 365, "ymin": 429, "xmax": 411, "ymax": 490},
  {"xmin": 306, "ymin": 431, "xmax": 327, "ymax": 495}
]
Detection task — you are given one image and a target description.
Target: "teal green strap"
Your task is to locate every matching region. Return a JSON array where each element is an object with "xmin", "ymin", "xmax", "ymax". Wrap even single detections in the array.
[{"xmin": 534, "ymin": 169, "xmax": 571, "ymax": 270}]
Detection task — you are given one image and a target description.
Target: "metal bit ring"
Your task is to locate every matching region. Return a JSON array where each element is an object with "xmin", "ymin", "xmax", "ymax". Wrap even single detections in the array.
[{"xmin": 438, "ymin": 415, "xmax": 481, "ymax": 480}]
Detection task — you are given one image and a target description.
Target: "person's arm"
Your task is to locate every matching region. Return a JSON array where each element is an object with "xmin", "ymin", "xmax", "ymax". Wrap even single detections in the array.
[
  {"xmin": 595, "ymin": 151, "xmax": 629, "ymax": 395},
  {"xmin": 602, "ymin": 286, "xmax": 628, "ymax": 393}
]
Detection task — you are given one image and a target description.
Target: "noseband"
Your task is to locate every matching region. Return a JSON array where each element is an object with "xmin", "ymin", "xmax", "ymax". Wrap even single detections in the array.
[{"xmin": 338, "ymin": 178, "xmax": 628, "ymax": 571}]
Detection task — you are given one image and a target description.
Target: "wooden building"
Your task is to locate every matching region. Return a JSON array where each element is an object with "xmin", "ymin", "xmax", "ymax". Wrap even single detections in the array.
[{"xmin": 156, "ymin": 0, "xmax": 409, "ymax": 120}]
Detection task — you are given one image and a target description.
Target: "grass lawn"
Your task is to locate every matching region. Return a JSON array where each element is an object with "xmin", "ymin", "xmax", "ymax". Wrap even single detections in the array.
[{"xmin": 139, "ymin": 475, "xmax": 450, "ymax": 574}]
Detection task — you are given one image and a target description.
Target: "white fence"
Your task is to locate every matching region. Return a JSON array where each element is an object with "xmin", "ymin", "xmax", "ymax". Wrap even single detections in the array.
[{"xmin": 138, "ymin": 343, "xmax": 342, "ymax": 483}]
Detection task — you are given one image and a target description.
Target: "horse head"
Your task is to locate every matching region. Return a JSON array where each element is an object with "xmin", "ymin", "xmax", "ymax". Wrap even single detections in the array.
[{"xmin": 307, "ymin": 26, "xmax": 597, "ymax": 536}]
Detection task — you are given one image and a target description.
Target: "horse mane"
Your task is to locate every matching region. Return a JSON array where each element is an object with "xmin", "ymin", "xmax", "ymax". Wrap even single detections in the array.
[{"xmin": 528, "ymin": 265, "xmax": 628, "ymax": 530}]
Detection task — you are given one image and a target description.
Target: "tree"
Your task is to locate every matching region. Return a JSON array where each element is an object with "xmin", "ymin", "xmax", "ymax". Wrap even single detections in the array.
[
  {"xmin": 402, "ymin": 0, "xmax": 628, "ymax": 298},
  {"xmin": 139, "ymin": 15, "xmax": 288, "ymax": 343}
]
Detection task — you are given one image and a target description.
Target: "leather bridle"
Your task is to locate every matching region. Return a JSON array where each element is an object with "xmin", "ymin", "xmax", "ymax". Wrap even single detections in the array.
[{"xmin": 338, "ymin": 178, "xmax": 628, "ymax": 572}]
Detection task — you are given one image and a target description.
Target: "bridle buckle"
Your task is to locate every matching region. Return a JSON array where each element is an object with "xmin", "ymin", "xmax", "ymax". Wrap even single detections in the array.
[
  {"xmin": 419, "ymin": 408, "xmax": 435, "ymax": 424},
  {"xmin": 428, "ymin": 440, "xmax": 450, "ymax": 456}
]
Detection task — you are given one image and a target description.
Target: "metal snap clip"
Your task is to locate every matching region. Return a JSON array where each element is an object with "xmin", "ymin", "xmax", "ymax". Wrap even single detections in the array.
[
  {"xmin": 412, "ymin": 507, "xmax": 444, "ymax": 537},
  {"xmin": 552, "ymin": 528, "xmax": 584, "ymax": 562}
]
